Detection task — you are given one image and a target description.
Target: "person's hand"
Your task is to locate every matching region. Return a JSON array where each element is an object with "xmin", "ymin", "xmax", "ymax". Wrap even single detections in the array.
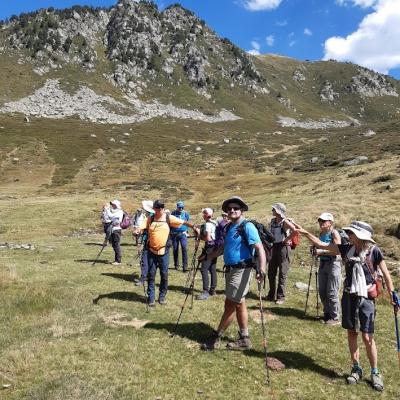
[
  {"xmin": 198, "ymin": 253, "xmax": 206, "ymax": 262},
  {"xmin": 256, "ymin": 270, "xmax": 265, "ymax": 283},
  {"xmin": 309, "ymin": 245, "xmax": 316, "ymax": 256},
  {"xmin": 392, "ymin": 290, "xmax": 400, "ymax": 311},
  {"xmin": 193, "ymin": 226, "xmax": 200, "ymax": 236}
]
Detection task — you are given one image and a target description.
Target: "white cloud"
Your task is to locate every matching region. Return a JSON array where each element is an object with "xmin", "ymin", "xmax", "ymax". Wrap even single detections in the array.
[
  {"xmin": 304, "ymin": 28, "xmax": 313, "ymax": 36},
  {"xmin": 289, "ymin": 40, "xmax": 296, "ymax": 47},
  {"xmin": 243, "ymin": 0, "xmax": 283, "ymax": 11},
  {"xmin": 324, "ymin": 0, "xmax": 400, "ymax": 74},
  {"xmin": 266, "ymin": 35, "xmax": 275, "ymax": 46},
  {"xmin": 248, "ymin": 40, "xmax": 261, "ymax": 55},
  {"xmin": 336, "ymin": 0, "xmax": 377, "ymax": 7},
  {"xmin": 276, "ymin": 20, "xmax": 288, "ymax": 26},
  {"xmin": 288, "ymin": 32, "xmax": 294, "ymax": 38}
]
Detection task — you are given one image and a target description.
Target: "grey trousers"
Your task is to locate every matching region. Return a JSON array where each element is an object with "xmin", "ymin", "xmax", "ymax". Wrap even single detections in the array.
[{"xmin": 318, "ymin": 258, "xmax": 341, "ymax": 320}]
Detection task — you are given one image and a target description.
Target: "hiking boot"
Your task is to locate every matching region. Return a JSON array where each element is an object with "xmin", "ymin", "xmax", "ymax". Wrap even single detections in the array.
[
  {"xmin": 371, "ymin": 373, "xmax": 384, "ymax": 391},
  {"xmin": 325, "ymin": 318, "xmax": 340, "ymax": 326},
  {"xmin": 209, "ymin": 289, "xmax": 216, "ymax": 296},
  {"xmin": 111, "ymin": 261, "xmax": 121, "ymax": 266},
  {"xmin": 200, "ymin": 330, "xmax": 222, "ymax": 351},
  {"xmin": 226, "ymin": 332, "xmax": 252, "ymax": 351},
  {"xmin": 346, "ymin": 366, "xmax": 362, "ymax": 385},
  {"xmin": 158, "ymin": 298, "xmax": 167, "ymax": 305},
  {"xmin": 148, "ymin": 300, "xmax": 156, "ymax": 307},
  {"xmin": 196, "ymin": 291, "xmax": 209, "ymax": 300}
]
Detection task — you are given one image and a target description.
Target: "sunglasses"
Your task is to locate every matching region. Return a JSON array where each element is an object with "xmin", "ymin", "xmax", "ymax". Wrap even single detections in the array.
[{"xmin": 227, "ymin": 206, "xmax": 241, "ymax": 211}]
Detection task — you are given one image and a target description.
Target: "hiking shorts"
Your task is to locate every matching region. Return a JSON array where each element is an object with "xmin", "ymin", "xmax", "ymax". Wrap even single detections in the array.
[
  {"xmin": 225, "ymin": 266, "xmax": 253, "ymax": 303},
  {"xmin": 341, "ymin": 292, "xmax": 376, "ymax": 333}
]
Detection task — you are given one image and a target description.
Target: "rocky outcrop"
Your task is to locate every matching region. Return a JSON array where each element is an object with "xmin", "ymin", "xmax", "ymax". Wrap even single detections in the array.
[
  {"xmin": 320, "ymin": 81, "xmax": 339, "ymax": 103},
  {"xmin": 0, "ymin": 79, "xmax": 240, "ymax": 124},
  {"xmin": 346, "ymin": 68, "xmax": 398, "ymax": 98},
  {"xmin": 277, "ymin": 116, "xmax": 351, "ymax": 129}
]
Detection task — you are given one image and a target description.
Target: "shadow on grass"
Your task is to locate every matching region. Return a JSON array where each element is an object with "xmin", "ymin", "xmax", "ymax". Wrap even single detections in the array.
[
  {"xmin": 75, "ymin": 259, "xmax": 109, "ymax": 264},
  {"xmin": 84, "ymin": 242, "xmax": 136, "ymax": 247},
  {"xmin": 93, "ymin": 291, "xmax": 145, "ymax": 305},
  {"xmin": 263, "ymin": 306, "xmax": 318, "ymax": 322},
  {"xmin": 145, "ymin": 321, "xmax": 214, "ymax": 342},
  {"xmin": 244, "ymin": 349, "xmax": 340, "ymax": 379},
  {"xmin": 101, "ymin": 272, "xmax": 136, "ymax": 282}
]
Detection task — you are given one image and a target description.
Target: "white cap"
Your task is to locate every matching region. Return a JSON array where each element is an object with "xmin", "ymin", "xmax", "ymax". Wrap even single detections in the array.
[
  {"xmin": 318, "ymin": 212, "xmax": 334, "ymax": 222},
  {"xmin": 110, "ymin": 199, "xmax": 121, "ymax": 209},
  {"xmin": 202, "ymin": 208, "xmax": 214, "ymax": 217}
]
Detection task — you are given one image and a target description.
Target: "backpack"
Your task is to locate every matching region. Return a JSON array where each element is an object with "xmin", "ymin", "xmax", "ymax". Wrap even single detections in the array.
[
  {"xmin": 214, "ymin": 219, "xmax": 229, "ymax": 247},
  {"xmin": 278, "ymin": 218, "xmax": 300, "ymax": 249},
  {"xmin": 120, "ymin": 211, "xmax": 131, "ymax": 229},
  {"xmin": 337, "ymin": 228, "xmax": 350, "ymax": 245}
]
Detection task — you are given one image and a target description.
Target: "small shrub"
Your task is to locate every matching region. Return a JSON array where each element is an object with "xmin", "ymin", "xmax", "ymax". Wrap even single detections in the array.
[
  {"xmin": 372, "ymin": 174, "xmax": 393, "ymax": 184},
  {"xmin": 348, "ymin": 171, "xmax": 366, "ymax": 178}
]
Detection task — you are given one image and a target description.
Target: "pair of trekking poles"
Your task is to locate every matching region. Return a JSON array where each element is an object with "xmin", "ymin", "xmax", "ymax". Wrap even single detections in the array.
[{"xmin": 304, "ymin": 253, "xmax": 320, "ymax": 318}]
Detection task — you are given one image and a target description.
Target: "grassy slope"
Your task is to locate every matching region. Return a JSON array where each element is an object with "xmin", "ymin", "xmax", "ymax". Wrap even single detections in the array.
[{"xmin": 1, "ymin": 155, "xmax": 399, "ymax": 399}]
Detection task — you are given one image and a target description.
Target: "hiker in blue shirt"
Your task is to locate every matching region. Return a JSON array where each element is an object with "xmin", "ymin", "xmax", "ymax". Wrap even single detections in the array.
[
  {"xmin": 199, "ymin": 196, "xmax": 266, "ymax": 351},
  {"xmin": 171, "ymin": 201, "xmax": 190, "ymax": 271}
]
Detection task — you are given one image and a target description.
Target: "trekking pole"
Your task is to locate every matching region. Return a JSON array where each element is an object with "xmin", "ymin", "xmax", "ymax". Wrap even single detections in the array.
[
  {"xmin": 92, "ymin": 242, "xmax": 107, "ymax": 266},
  {"xmin": 184, "ymin": 236, "xmax": 200, "ymax": 290},
  {"xmin": 304, "ymin": 256, "xmax": 314, "ymax": 316},
  {"xmin": 393, "ymin": 291, "xmax": 400, "ymax": 367},
  {"xmin": 171, "ymin": 260, "xmax": 202, "ymax": 337},
  {"xmin": 258, "ymin": 279, "xmax": 270, "ymax": 385},
  {"xmin": 315, "ymin": 255, "xmax": 320, "ymax": 318},
  {"xmin": 138, "ymin": 249, "xmax": 149, "ymax": 313}
]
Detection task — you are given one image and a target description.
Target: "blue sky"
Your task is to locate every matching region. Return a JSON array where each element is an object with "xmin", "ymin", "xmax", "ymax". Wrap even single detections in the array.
[{"xmin": 1, "ymin": 0, "xmax": 399, "ymax": 79}]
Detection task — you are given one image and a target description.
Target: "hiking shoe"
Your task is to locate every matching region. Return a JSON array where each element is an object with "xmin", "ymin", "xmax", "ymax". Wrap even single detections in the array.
[
  {"xmin": 226, "ymin": 332, "xmax": 252, "ymax": 350},
  {"xmin": 158, "ymin": 298, "xmax": 167, "ymax": 305},
  {"xmin": 111, "ymin": 262, "xmax": 121, "ymax": 266},
  {"xmin": 209, "ymin": 289, "xmax": 216, "ymax": 296},
  {"xmin": 200, "ymin": 330, "xmax": 222, "ymax": 351},
  {"xmin": 196, "ymin": 291, "xmax": 209, "ymax": 300},
  {"xmin": 325, "ymin": 318, "xmax": 340, "ymax": 326},
  {"xmin": 371, "ymin": 373, "xmax": 384, "ymax": 391},
  {"xmin": 275, "ymin": 298, "xmax": 285, "ymax": 305},
  {"xmin": 346, "ymin": 366, "xmax": 362, "ymax": 385}
]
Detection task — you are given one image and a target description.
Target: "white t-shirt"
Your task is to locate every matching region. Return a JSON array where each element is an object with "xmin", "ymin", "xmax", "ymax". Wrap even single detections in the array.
[{"xmin": 203, "ymin": 220, "xmax": 217, "ymax": 241}]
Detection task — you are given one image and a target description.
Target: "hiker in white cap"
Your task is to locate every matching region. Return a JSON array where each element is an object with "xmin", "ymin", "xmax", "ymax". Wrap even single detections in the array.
[
  {"xmin": 267, "ymin": 202, "xmax": 297, "ymax": 304},
  {"xmin": 299, "ymin": 220, "xmax": 398, "ymax": 392},
  {"xmin": 196, "ymin": 208, "xmax": 218, "ymax": 300},
  {"xmin": 313, "ymin": 212, "xmax": 342, "ymax": 325},
  {"xmin": 101, "ymin": 200, "xmax": 124, "ymax": 265}
]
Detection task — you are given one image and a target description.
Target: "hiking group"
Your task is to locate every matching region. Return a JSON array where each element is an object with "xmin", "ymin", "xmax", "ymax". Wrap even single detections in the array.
[{"xmin": 98, "ymin": 196, "xmax": 399, "ymax": 392}]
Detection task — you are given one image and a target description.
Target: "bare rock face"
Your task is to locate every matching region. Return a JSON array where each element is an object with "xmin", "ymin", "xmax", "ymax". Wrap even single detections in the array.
[
  {"xmin": 344, "ymin": 156, "xmax": 368, "ymax": 166},
  {"xmin": 320, "ymin": 81, "xmax": 339, "ymax": 103},
  {"xmin": 292, "ymin": 69, "xmax": 306, "ymax": 82},
  {"xmin": 346, "ymin": 67, "xmax": 398, "ymax": 98}
]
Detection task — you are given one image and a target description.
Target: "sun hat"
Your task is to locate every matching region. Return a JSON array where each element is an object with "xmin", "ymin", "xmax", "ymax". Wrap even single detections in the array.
[
  {"xmin": 153, "ymin": 199, "xmax": 165, "ymax": 209},
  {"xmin": 110, "ymin": 199, "xmax": 121, "ymax": 209},
  {"xmin": 202, "ymin": 208, "xmax": 214, "ymax": 217},
  {"xmin": 318, "ymin": 212, "xmax": 334, "ymax": 222},
  {"xmin": 176, "ymin": 201, "xmax": 185, "ymax": 208},
  {"xmin": 141, "ymin": 200, "xmax": 154, "ymax": 213},
  {"xmin": 272, "ymin": 203, "xmax": 286, "ymax": 218},
  {"xmin": 342, "ymin": 221, "xmax": 375, "ymax": 243},
  {"xmin": 221, "ymin": 196, "xmax": 249, "ymax": 212}
]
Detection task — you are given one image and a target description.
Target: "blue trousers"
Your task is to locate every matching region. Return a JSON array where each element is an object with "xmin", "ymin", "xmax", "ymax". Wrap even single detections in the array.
[
  {"xmin": 147, "ymin": 251, "xmax": 169, "ymax": 302},
  {"xmin": 140, "ymin": 248, "xmax": 149, "ymax": 281},
  {"xmin": 172, "ymin": 233, "xmax": 188, "ymax": 270}
]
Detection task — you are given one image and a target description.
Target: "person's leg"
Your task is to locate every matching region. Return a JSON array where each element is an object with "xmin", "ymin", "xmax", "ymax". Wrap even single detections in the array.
[
  {"xmin": 217, "ymin": 298, "xmax": 237, "ymax": 332},
  {"xmin": 147, "ymin": 252, "xmax": 157, "ymax": 304},
  {"xmin": 140, "ymin": 249, "xmax": 149, "ymax": 281},
  {"xmin": 267, "ymin": 250, "xmax": 278, "ymax": 300},
  {"xmin": 326, "ymin": 260, "xmax": 341, "ymax": 320},
  {"xmin": 180, "ymin": 234, "xmax": 188, "ymax": 271},
  {"xmin": 361, "ymin": 333, "xmax": 378, "ymax": 369},
  {"xmin": 209, "ymin": 259, "xmax": 217, "ymax": 294},
  {"xmin": 200, "ymin": 259, "xmax": 210, "ymax": 292},
  {"xmin": 348, "ymin": 329, "xmax": 360, "ymax": 364},
  {"xmin": 172, "ymin": 235, "xmax": 179, "ymax": 268},
  {"xmin": 111, "ymin": 231, "xmax": 122, "ymax": 263},
  {"xmin": 236, "ymin": 300, "xmax": 248, "ymax": 331},
  {"xmin": 158, "ymin": 252, "xmax": 169, "ymax": 301},
  {"xmin": 277, "ymin": 246, "xmax": 290, "ymax": 300},
  {"xmin": 318, "ymin": 261, "xmax": 329, "ymax": 319}
]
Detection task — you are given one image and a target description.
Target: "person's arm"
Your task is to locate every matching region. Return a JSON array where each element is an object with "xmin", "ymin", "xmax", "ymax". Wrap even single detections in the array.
[
  {"xmin": 254, "ymin": 242, "xmax": 266, "ymax": 280},
  {"xmin": 282, "ymin": 219, "xmax": 297, "ymax": 245},
  {"xmin": 378, "ymin": 260, "xmax": 395, "ymax": 297},
  {"xmin": 297, "ymin": 226, "xmax": 340, "ymax": 255}
]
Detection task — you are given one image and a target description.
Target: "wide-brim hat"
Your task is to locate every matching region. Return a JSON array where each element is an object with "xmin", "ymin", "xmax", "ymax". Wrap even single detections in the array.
[
  {"xmin": 318, "ymin": 212, "xmax": 334, "ymax": 222},
  {"xmin": 343, "ymin": 221, "xmax": 375, "ymax": 243},
  {"xmin": 221, "ymin": 196, "xmax": 249, "ymax": 212},
  {"xmin": 141, "ymin": 200, "xmax": 154, "ymax": 213},
  {"xmin": 272, "ymin": 202, "xmax": 286, "ymax": 218}
]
